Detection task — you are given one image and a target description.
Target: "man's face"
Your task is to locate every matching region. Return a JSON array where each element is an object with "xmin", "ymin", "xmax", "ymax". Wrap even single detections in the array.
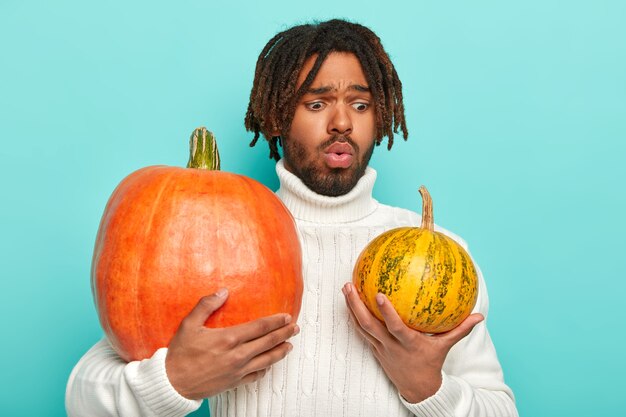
[{"xmin": 281, "ymin": 52, "xmax": 377, "ymax": 197}]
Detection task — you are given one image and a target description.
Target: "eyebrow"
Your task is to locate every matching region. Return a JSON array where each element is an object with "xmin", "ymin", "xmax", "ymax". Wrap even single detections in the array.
[{"xmin": 305, "ymin": 84, "xmax": 371, "ymax": 94}]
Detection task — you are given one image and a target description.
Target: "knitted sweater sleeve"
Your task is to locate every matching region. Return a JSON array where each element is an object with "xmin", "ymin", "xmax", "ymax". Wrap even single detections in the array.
[
  {"xmin": 399, "ymin": 239, "xmax": 518, "ymax": 417},
  {"xmin": 65, "ymin": 339, "xmax": 202, "ymax": 417}
]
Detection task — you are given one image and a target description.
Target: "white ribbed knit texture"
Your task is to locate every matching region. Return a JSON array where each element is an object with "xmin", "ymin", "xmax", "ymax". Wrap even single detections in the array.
[
  {"xmin": 66, "ymin": 341, "xmax": 202, "ymax": 416},
  {"xmin": 65, "ymin": 160, "xmax": 518, "ymax": 417}
]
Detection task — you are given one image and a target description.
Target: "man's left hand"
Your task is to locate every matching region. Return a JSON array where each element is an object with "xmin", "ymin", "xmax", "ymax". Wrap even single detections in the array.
[{"xmin": 342, "ymin": 282, "xmax": 484, "ymax": 404}]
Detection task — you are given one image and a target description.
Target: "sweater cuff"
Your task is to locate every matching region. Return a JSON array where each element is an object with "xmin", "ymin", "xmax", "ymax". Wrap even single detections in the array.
[
  {"xmin": 128, "ymin": 347, "xmax": 202, "ymax": 417},
  {"xmin": 399, "ymin": 372, "xmax": 463, "ymax": 417}
]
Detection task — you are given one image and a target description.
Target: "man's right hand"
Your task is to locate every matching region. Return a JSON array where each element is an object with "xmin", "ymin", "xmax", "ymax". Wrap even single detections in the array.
[{"xmin": 164, "ymin": 288, "xmax": 299, "ymax": 400}]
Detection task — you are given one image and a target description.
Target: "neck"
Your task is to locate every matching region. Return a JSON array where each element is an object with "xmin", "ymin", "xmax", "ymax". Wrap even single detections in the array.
[{"xmin": 275, "ymin": 159, "xmax": 378, "ymax": 224}]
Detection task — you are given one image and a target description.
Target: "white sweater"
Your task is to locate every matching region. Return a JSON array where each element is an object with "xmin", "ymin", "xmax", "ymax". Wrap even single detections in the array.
[{"xmin": 66, "ymin": 161, "xmax": 517, "ymax": 417}]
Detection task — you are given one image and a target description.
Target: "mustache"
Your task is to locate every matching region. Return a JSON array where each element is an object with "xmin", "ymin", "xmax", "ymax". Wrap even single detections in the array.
[{"xmin": 319, "ymin": 135, "xmax": 359, "ymax": 153}]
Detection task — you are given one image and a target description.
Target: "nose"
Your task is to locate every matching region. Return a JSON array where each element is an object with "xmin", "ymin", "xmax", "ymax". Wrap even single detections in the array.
[{"xmin": 328, "ymin": 105, "xmax": 353, "ymax": 136}]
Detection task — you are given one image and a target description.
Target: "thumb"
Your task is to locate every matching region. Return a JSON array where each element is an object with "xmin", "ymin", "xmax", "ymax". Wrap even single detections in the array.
[
  {"xmin": 184, "ymin": 288, "xmax": 229, "ymax": 327},
  {"xmin": 440, "ymin": 313, "xmax": 484, "ymax": 347}
]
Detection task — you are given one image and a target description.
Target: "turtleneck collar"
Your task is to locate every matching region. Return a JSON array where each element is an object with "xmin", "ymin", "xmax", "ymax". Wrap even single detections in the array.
[{"xmin": 275, "ymin": 159, "xmax": 379, "ymax": 224}]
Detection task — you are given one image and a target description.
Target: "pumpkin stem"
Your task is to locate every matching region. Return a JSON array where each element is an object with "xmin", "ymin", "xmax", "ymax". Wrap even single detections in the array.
[
  {"xmin": 419, "ymin": 186, "xmax": 434, "ymax": 232},
  {"xmin": 187, "ymin": 127, "xmax": 221, "ymax": 170}
]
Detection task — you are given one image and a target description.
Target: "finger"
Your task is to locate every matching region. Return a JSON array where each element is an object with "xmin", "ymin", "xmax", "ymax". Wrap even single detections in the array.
[
  {"xmin": 183, "ymin": 288, "xmax": 229, "ymax": 327},
  {"xmin": 227, "ymin": 313, "xmax": 293, "ymax": 344},
  {"xmin": 241, "ymin": 341, "xmax": 293, "ymax": 376},
  {"xmin": 344, "ymin": 296, "xmax": 382, "ymax": 349},
  {"xmin": 374, "ymin": 293, "xmax": 414, "ymax": 344},
  {"xmin": 438, "ymin": 313, "xmax": 484, "ymax": 347},
  {"xmin": 238, "ymin": 367, "xmax": 269, "ymax": 386},
  {"xmin": 342, "ymin": 283, "xmax": 389, "ymax": 343},
  {"xmin": 241, "ymin": 323, "xmax": 300, "ymax": 360},
  {"xmin": 368, "ymin": 343, "xmax": 386, "ymax": 365}
]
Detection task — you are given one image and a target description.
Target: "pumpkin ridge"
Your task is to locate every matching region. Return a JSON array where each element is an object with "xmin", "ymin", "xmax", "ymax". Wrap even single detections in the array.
[
  {"xmin": 367, "ymin": 228, "xmax": 406, "ymax": 318},
  {"xmin": 398, "ymin": 228, "xmax": 424, "ymax": 320},
  {"xmin": 450, "ymin": 238, "xmax": 468, "ymax": 315},
  {"xmin": 411, "ymin": 233, "xmax": 435, "ymax": 321},
  {"xmin": 435, "ymin": 234, "xmax": 455, "ymax": 326},
  {"xmin": 387, "ymin": 229, "xmax": 417, "ymax": 319},
  {"xmin": 224, "ymin": 175, "xmax": 267, "ymax": 323},
  {"xmin": 141, "ymin": 169, "xmax": 178, "ymax": 241},
  {"xmin": 379, "ymin": 228, "xmax": 414, "ymax": 296},
  {"xmin": 136, "ymin": 168, "xmax": 179, "ymax": 357}
]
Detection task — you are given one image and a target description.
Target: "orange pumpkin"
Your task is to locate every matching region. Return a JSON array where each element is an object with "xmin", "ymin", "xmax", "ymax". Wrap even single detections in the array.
[
  {"xmin": 353, "ymin": 186, "xmax": 478, "ymax": 333},
  {"xmin": 92, "ymin": 127, "xmax": 303, "ymax": 361}
]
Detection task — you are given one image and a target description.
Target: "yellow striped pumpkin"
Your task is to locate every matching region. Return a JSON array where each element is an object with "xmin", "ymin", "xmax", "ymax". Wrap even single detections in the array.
[{"xmin": 352, "ymin": 186, "xmax": 478, "ymax": 333}]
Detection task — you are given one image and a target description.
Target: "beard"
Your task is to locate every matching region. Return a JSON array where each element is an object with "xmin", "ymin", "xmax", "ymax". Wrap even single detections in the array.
[{"xmin": 281, "ymin": 135, "xmax": 375, "ymax": 197}]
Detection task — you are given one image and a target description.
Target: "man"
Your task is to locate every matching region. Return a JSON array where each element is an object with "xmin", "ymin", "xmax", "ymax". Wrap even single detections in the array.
[{"xmin": 66, "ymin": 19, "xmax": 518, "ymax": 416}]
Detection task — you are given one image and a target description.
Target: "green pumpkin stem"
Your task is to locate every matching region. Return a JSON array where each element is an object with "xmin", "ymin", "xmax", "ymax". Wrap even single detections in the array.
[
  {"xmin": 187, "ymin": 127, "xmax": 221, "ymax": 170},
  {"xmin": 419, "ymin": 186, "xmax": 434, "ymax": 232}
]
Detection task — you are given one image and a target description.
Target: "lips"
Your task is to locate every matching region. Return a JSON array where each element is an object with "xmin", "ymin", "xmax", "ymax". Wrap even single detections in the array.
[{"xmin": 323, "ymin": 142, "xmax": 354, "ymax": 169}]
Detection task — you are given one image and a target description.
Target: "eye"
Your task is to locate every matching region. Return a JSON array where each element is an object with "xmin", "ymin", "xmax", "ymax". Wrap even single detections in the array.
[
  {"xmin": 305, "ymin": 101, "xmax": 325, "ymax": 111},
  {"xmin": 352, "ymin": 102, "xmax": 369, "ymax": 112}
]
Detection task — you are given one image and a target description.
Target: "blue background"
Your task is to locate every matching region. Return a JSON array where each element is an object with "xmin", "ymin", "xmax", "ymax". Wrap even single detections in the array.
[{"xmin": 1, "ymin": 1, "xmax": 625, "ymax": 416}]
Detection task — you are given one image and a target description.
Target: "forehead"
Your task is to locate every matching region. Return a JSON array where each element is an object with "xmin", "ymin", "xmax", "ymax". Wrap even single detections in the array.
[{"xmin": 296, "ymin": 52, "xmax": 368, "ymax": 90}]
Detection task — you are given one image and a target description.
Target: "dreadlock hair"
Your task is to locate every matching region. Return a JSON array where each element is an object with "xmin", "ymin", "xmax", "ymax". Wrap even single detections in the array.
[{"xmin": 244, "ymin": 19, "xmax": 409, "ymax": 161}]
